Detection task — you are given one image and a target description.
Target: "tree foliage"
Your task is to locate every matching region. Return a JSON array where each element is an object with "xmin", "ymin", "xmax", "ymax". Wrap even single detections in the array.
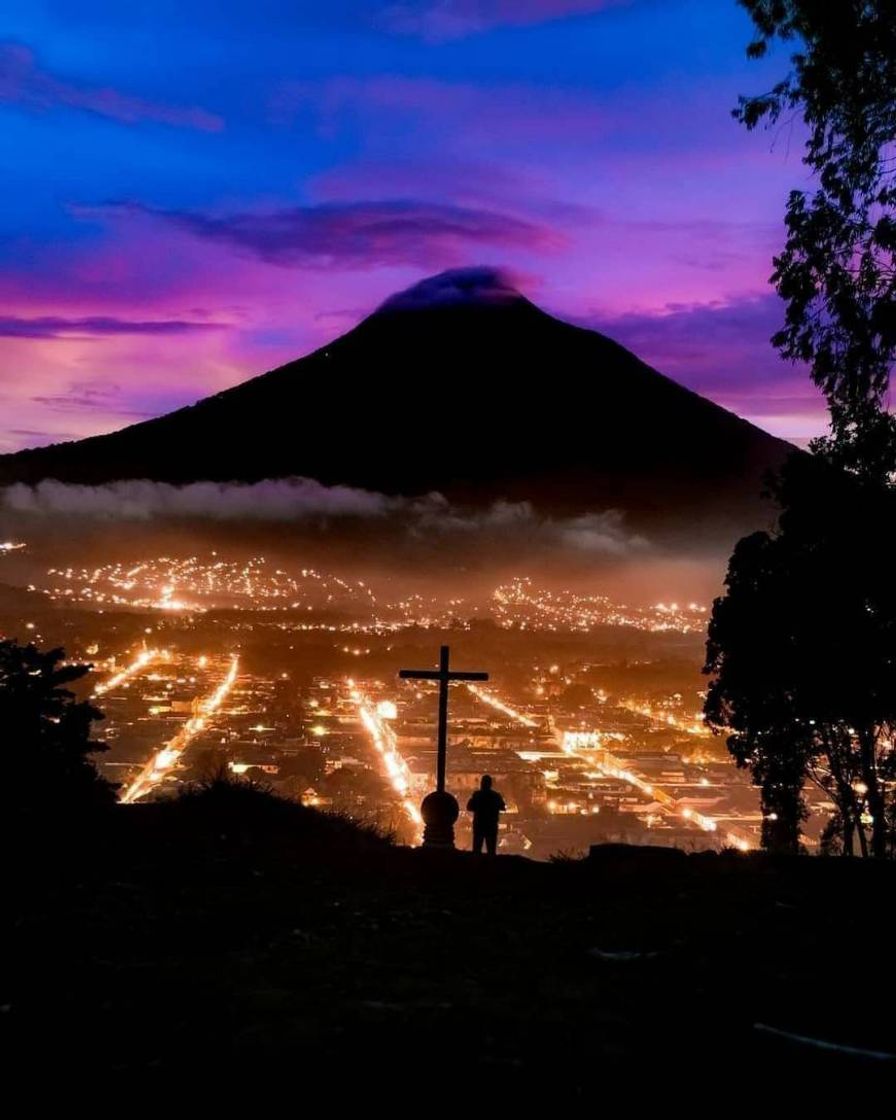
[
  {"xmin": 736, "ymin": 1, "xmax": 896, "ymax": 477},
  {"xmin": 704, "ymin": 456, "xmax": 896, "ymax": 855},
  {"xmin": 708, "ymin": 3, "xmax": 896, "ymax": 854},
  {"xmin": 0, "ymin": 639, "xmax": 115, "ymax": 817}
]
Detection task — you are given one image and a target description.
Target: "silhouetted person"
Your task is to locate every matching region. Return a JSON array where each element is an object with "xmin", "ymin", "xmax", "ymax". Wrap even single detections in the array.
[{"xmin": 467, "ymin": 775, "xmax": 505, "ymax": 855}]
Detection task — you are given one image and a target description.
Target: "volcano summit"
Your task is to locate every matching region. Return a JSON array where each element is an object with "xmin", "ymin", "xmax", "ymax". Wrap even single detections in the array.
[{"xmin": 0, "ymin": 268, "xmax": 791, "ymax": 542}]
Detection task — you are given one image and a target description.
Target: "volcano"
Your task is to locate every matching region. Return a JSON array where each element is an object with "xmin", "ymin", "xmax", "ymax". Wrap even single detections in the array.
[{"xmin": 0, "ymin": 268, "xmax": 792, "ymax": 541}]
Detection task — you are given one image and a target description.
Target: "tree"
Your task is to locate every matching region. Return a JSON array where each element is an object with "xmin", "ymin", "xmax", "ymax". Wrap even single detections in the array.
[
  {"xmin": 706, "ymin": 3, "xmax": 896, "ymax": 855},
  {"xmin": 704, "ymin": 456, "xmax": 896, "ymax": 856},
  {"xmin": 0, "ymin": 639, "xmax": 115, "ymax": 817},
  {"xmin": 735, "ymin": 1, "xmax": 896, "ymax": 478}
]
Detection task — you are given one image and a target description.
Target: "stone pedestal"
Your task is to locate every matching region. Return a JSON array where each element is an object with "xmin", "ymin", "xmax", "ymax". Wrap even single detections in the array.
[{"xmin": 420, "ymin": 789, "xmax": 460, "ymax": 849}]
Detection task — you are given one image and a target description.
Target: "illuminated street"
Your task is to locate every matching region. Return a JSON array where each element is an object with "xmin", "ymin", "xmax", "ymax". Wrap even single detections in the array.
[
  {"xmin": 120, "ymin": 655, "xmax": 240, "ymax": 803},
  {"xmin": 353, "ymin": 689, "xmax": 424, "ymax": 841},
  {"xmin": 92, "ymin": 647, "xmax": 164, "ymax": 697}
]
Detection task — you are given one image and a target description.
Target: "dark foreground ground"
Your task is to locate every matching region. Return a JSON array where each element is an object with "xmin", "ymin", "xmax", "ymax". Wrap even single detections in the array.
[{"xmin": 7, "ymin": 790, "xmax": 896, "ymax": 1101}]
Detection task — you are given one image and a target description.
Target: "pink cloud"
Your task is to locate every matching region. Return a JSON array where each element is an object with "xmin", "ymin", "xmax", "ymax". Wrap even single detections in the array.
[
  {"xmin": 380, "ymin": 1, "xmax": 628, "ymax": 40},
  {"xmin": 0, "ymin": 41, "xmax": 223, "ymax": 131},
  {"xmin": 0, "ymin": 315, "xmax": 228, "ymax": 339},
  {"xmin": 101, "ymin": 198, "xmax": 565, "ymax": 269},
  {"xmin": 30, "ymin": 380, "xmax": 156, "ymax": 418}
]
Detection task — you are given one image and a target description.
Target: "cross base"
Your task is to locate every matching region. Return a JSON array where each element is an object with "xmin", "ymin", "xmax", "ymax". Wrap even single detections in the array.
[{"xmin": 420, "ymin": 789, "xmax": 460, "ymax": 849}]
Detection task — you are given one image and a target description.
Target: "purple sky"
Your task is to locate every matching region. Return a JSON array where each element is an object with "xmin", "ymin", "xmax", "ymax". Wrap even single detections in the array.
[{"xmin": 0, "ymin": 1, "xmax": 824, "ymax": 452}]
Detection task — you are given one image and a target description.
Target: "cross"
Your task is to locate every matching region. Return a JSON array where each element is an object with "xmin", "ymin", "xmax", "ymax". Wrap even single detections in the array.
[{"xmin": 399, "ymin": 645, "xmax": 488, "ymax": 793}]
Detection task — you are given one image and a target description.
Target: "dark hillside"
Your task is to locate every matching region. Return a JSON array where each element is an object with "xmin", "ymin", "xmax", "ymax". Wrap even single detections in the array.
[{"xmin": 7, "ymin": 790, "xmax": 895, "ymax": 1097}]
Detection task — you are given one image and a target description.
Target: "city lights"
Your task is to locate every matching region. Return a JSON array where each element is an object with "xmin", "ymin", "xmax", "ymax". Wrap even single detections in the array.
[
  {"xmin": 120, "ymin": 655, "xmax": 240, "ymax": 803},
  {"xmin": 467, "ymin": 683, "xmax": 538, "ymax": 727},
  {"xmin": 354, "ymin": 690, "xmax": 423, "ymax": 840},
  {"xmin": 492, "ymin": 577, "xmax": 709, "ymax": 635},
  {"xmin": 92, "ymin": 647, "xmax": 163, "ymax": 697},
  {"xmin": 10, "ymin": 542, "xmax": 766, "ymax": 852}
]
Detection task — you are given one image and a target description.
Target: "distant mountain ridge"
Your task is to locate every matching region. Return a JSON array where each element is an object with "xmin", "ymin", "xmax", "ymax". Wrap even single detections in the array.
[{"xmin": 0, "ymin": 268, "xmax": 793, "ymax": 541}]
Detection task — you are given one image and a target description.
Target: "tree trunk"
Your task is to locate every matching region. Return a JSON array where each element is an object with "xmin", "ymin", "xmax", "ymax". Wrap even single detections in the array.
[
  {"xmin": 856, "ymin": 818, "xmax": 869, "ymax": 858},
  {"xmin": 858, "ymin": 728, "xmax": 887, "ymax": 859},
  {"xmin": 842, "ymin": 814, "xmax": 855, "ymax": 857},
  {"xmin": 829, "ymin": 762, "xmax": 858, "ymax": 857}
]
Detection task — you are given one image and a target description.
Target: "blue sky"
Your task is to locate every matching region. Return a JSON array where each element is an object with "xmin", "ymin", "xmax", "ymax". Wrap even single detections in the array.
[{"xmin": 0, "ymin": 1, "xmax": 823, "ymax": 449}]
